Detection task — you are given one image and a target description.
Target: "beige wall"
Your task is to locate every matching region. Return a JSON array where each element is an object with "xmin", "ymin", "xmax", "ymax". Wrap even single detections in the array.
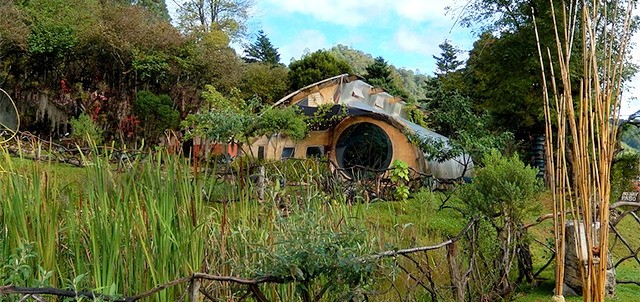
[
  {"xmin": 248, "ymin": 116, "xmax": 427, "ymax": 176},
  {"xmin": 249, "ymin": 130, "xmax": 331, "ymax": 160}
]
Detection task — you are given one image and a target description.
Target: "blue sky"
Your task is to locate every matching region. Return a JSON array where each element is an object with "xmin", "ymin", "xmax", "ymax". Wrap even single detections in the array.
[
  {"xmin": 250, "ymin": 0, "xmax": 476, "ymax": 73},
  {"xmin": 168, "ymin": 0, "xmax": 639, "ymax": 118}
]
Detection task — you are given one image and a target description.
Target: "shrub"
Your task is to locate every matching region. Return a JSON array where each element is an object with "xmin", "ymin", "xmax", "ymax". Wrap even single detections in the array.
[
  {"xmin": 133, "ymin": 90, "xmax": 179, "ymax": 141},
  {"xmin": 458, "ymin": 150, "xmax": 542, "ymax": 297},
  {"xmin": 254, "ymin": 210, "xmax": 374, "ymax": 301},
  {"xmin": 70, "ymin": 113, "xmax": 103, "ymax": 146}
]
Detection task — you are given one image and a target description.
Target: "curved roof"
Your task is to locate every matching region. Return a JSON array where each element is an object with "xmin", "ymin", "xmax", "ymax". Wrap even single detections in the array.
[{"xmin": 276, "ymin": 74, "xmax": 473, "ymax": 179}]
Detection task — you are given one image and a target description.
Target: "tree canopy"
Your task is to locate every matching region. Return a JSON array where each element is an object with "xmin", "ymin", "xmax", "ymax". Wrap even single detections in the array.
[{"xmin": 288, "ymin": 50, "xmax": 352, "ymax": 90}]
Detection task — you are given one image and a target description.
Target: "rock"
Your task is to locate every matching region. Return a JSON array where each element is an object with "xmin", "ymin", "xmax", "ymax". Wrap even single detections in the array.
[
  {"xmin": 552, "ymin": 295, "xmax": 566, "ymax": 302},
  {"xmin": 563, "ymin": 221, "xmax": 615, "ymax": 297}
]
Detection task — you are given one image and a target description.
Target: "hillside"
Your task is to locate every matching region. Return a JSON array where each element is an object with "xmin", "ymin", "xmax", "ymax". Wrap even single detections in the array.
[
  {"xmin": 328, "ymin": 45, "xmax": 431, "ymax": 101},
  {"xmin": 621, "ymin": 122, "xmax": 640, "ymax": 153}
]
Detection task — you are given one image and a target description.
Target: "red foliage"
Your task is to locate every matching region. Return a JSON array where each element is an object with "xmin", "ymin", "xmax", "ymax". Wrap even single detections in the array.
[{"xmin": 119, "ymin": 115, "xmax": 140, "ymax": 140}]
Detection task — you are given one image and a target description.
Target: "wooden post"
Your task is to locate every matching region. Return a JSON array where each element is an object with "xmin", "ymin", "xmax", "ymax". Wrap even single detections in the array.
[
  {"xmin": 188, "ymin": 279, "xmax": 201, "ymax": 302},
  {"xmin": 447, "ymin": 241, "xmax": 465, "ymax": 302},
  {"xmin": 257, "ymin": 165, "xmax": 265, "ymax": 201}
]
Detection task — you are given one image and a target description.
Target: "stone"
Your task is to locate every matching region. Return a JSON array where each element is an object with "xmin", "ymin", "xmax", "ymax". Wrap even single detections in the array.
[{"xmin": 563, "ymin": 221, "xmax": 615, "ymax": 296}]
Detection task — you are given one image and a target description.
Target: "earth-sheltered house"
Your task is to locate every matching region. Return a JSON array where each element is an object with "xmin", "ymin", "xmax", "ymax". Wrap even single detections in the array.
[{"xmin": 248, "ymin": 74, "xmax": 473, "ymax": 180}]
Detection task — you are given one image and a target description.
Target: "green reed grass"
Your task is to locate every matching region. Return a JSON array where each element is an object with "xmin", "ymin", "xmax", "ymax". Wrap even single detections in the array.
[{"xmin": 0, "ymin": 145, "xmax": 449, "ymax": 301}]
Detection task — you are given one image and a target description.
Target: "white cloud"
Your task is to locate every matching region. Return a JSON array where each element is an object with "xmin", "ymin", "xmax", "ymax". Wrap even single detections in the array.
[
  {"xmin": 277, "ymin": 29, "xmax": 329, "ymax": 63},
  {"xmin": 264, "ymin": 0, "xmax": 387, "ymax": 26},
  {"xmin": 264, "ymin": 0, "xmax": 453, "ymax": 26},
  {"xmin": 393, "ymin": 28, "xmax": 430, "ymax": 54},
  {"xmin": 392, "ymin": 27, "xmax": 454, "ymax": 56},
  {"xmin": 393, "ymin": 0, "xmax": 451, "ymax": 22}
]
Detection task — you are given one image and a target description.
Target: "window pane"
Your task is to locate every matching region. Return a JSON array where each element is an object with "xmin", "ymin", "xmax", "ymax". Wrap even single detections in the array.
[{"xmin": 281, "ymin": 147, "xmax": 295, "ymax": 159}]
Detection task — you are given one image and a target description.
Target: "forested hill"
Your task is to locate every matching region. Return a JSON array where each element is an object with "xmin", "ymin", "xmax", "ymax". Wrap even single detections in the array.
[
  {"xmin": 622, "ymin": 120, "xmax": 640, "ymax": 153},
  {"xmin": 328, "ymin": 45, "xmax": 430, "ymax": 101}
]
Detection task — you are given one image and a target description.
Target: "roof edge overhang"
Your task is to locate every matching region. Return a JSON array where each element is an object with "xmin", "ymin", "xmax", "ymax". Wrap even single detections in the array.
[{"xmin": 273, "ymin": 74, "xmax": 365, "ymax": 107}]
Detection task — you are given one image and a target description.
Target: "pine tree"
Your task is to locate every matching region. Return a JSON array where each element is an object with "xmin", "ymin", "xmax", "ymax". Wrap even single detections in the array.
[
  {"xmin": 243, "ymin": 30, "xmax": 281, "ymax": 65},
  {"xmin": 364, "ymin": 56, "xmax": 409, "ymax": 100},
  {"xmin": 364, "ymin": 56, "xmax": 392, "ymax": 83},
  {"xmin": 433, "ymin": 40, "xmax": 463, "ymax": 76}
]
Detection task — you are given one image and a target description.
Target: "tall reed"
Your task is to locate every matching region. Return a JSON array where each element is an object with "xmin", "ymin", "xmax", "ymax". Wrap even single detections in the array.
[
  {"xmin": 1, "ymin": 146, "xmax": 444, "ymax": 300},
  {"xmin": 1, "ymin": 146, "xmax": 210, "ymax": 299}
]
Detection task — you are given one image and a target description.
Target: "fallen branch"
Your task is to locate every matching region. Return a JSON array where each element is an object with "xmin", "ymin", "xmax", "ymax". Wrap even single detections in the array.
[
  {"xmin": 370, "ymin": 218, "xmax": 476, "ymax": 259},
  {"xmin": 617, "ymin": 280, "xmax": 640, "ymax": 287},
  {"xmin": 0, "ymin": 274, "xmax": 288, "ymax": 302}
]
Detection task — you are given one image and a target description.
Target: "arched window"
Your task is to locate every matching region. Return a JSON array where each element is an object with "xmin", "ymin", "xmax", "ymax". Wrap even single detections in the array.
[{"xmin": 335, "ymin": 122, "xmax": 392, "ymax": 178}]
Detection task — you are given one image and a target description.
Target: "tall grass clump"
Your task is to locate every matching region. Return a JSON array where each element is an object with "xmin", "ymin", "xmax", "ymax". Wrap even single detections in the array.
[
  {"xmin": 1, "ymin": 144, "xmax": 63, "ymax": 288},
  {"xmin": 1, "ymin": 145, "xmax": 209, "ymax": 299}
]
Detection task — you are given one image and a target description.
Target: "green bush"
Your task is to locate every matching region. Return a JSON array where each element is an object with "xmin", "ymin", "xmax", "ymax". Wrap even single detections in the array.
[
  {"xmin": 133, "ymin": 90, "xmax": 179, "ymax": 141},
  {"xmin": 255, "ymin": 210, "xmax": 374, "ymax": 301},
  {"xmin": 458, "ymin": 150, "xmax": 542, "ymax": 298},
  {"xmin": 611, "ymin": 151, "xmax": 640, "ymax": 201},
  {"xmin": 70, "ymin": 113, "xmax": 103, "ymax": 146}
]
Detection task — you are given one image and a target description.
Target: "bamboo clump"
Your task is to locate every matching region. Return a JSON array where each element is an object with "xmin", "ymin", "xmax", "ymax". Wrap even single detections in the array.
[{"xmin": 534, "ymin": 0, "xmax": 635, "ymax": 300}]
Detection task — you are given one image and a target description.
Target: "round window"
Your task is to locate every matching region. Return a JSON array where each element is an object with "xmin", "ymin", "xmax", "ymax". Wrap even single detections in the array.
[{"xmin": 335, "ymin": 122, "xmax": 392, "ymax": 178}]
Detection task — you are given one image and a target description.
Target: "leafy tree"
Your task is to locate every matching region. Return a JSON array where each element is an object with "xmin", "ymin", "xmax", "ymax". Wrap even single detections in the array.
[
  {"xmin": 328, "ymin": 44, "xmax": 373, "ymax": 75},
  {"xmin": 133, "ymin": 90, "xmax": 180, "ymax": 141},
  {"xmin": 288, "ymin": 50, "xmax": 352, "ymax": 90},
  {"xmin": 178, "ymin": 0, "xmax": 254, "ymax": 38},
  {"xmin": 459, "ymin": 150, "xmax": 542, "ymax": 298},
  {"xmin": 456, "ymin": 0, "xmax": 635, "ymax": 147},
  {"xmin": 252, "ymin": 106, "xmax": 307, "ymax": 141},
  {"xmin": 238, "ymin": 62, "xmax": 289, "ymax": 104},
  {"xmin": 0, "ymin": 3, "xmax": 28, "ymax": 53},
  {"xmin": 243, "ymin": 30, "xmax": 281, "ymax": 65},
  {"xmin": 415, "ymin": 77, "xmax": 513, "ymax": 164},
  {"xmin": 610, "ymin": 152, "xmax": 640, "ymax": 201},
  {"xmin": 183, "ymin": 85, "xmax": 307, "ymax": 148},
  {"xmin": 463, "ymin": 30, "xmax": 549, "ymax": 142},
  {"xmin": 132, "ymin": 0, "xmax": 170, "ymax": 21},
  {"xmin": 132, "ymin": 50, "xmax": 170, "ymax": 83}
]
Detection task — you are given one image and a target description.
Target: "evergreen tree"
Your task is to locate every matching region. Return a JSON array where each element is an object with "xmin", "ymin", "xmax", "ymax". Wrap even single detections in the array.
[
  {"xmin": 364, "ymin": 56, "xmax": 392, "ymax": 83},
  {"xmin": 243, "ymin": 30, "xmax": 281, "ymax": 65},
  {"xmin": 433, "ymin": 40, "xmax": 462, "ymax": 76},
  {"xmin": 364, "ymin": 56, "xmax": 410, "ymax": 100}
]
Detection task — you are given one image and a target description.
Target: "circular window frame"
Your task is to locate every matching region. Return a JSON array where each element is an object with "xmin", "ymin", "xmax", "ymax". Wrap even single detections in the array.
[{"xmin": 334, "ymin": 121, "xmax": 393, "ymax": 179}]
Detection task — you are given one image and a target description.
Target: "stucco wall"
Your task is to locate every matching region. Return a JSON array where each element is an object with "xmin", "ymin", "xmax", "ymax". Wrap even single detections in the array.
[{"xmin": 248, "ymin": 115, "xmax": 426, "ymax": 176}]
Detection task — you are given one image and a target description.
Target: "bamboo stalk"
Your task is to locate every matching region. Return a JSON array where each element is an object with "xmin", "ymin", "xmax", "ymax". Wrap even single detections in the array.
[{"xmin": 535, "ymin": 0, "xmax": 634, "ymax": 300}]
